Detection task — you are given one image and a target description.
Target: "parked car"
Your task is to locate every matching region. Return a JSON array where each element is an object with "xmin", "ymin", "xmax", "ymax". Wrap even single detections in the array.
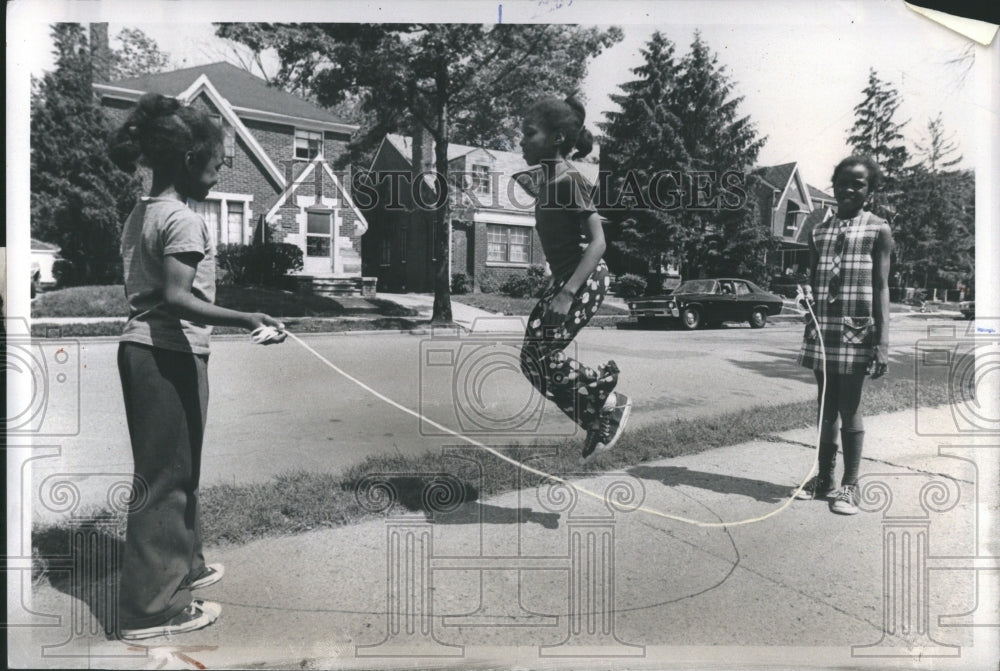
[
  {"xmin": 627, "ymin": 278, "xmax": 784, "ymax": 329},
  {"xmin": 960, "ymin": 300, "xmax": 975, "ymax": 320}
]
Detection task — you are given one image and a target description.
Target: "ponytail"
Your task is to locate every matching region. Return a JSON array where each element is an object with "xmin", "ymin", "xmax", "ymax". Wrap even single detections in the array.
[{"xmin": 564, "ymin": 95, "xmax": 593, "ymax": 159}]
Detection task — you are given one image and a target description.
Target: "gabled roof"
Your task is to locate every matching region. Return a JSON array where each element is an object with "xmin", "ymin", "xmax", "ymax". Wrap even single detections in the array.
[
  {"xmin": 96, "ymin": 62, "xmax": 356, "ymax": 132},
  {"xmin": 379, "ymin": 133, "xmax": 601, "ymax": 214},
  {"xmin": 808, "ymin": 184, "xmax": 835, "ymax": 202},
  {"xmin": 263, "ymin": 155, "xmax": 369, "ymax": 233},
  {"xmin": 31, "ymin": 238, "xmax": 60, "ymax": 252},
  {"xmin": 752, "ymin": 163, "xmax": 797, "ymax": 193}
]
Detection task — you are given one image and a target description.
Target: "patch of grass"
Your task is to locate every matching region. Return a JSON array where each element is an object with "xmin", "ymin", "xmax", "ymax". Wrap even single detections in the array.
[
  {"xmin": 32, "ymin": 284, "xmax": 418, "ymax": 319},
  {"xmin": 31, "ymin": 285, "xmax": 128, "ymax": 318},
  {"xmin": 32, "ymin": 376, "xmax": 952, "ymax": 561},
  {"xmin": 454, "ymin": 294, "xmax": 628, "ymax": 316}
]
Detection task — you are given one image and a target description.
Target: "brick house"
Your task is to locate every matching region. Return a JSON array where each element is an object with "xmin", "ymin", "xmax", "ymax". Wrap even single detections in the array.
[
  {"xmin": 361, "ymin": 128, "xmax": 600, "ymax": 293},
  {"xmin": 93, "ymin": 61, "xmax": 373, "ymax": 294},
  {"xmin": 752, "ymin": 162, "xmax": 836, "ymax": 273}
]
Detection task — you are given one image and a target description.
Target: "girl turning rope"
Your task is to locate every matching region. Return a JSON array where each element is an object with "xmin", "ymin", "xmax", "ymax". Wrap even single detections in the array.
[
  {"xmin": 516, "ymin": 95, "xmax": 631, "ymax": 464},
  {"xmin": 795, "ymin": 156, "xmax": 892, "ymax": 515},
  {"xmin": 108, "ymin": 93, "xmax": 285, "ymax": 640}
]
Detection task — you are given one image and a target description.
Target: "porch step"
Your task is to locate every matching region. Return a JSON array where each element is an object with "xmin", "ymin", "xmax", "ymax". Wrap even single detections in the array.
[{"xmin": 309, "ymin": 276, "xmax": 378, "ymax": 298}]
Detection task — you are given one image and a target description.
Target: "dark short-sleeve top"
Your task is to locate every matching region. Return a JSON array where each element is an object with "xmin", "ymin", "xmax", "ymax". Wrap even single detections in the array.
[{"xmin": 534, "ymin": 168, "xmax": 598, "ymax": 279}]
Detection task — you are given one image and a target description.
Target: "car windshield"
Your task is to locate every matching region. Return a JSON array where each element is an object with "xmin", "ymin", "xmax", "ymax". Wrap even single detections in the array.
[{"xmin": 676, "ymin": 280, "xmax": 716, "ymax": 294}]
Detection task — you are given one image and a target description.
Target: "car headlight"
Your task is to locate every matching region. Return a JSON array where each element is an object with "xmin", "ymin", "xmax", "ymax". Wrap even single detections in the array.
[{"xmin": 629, "ymin": 303, "xmax": 636, "ymax": 310}]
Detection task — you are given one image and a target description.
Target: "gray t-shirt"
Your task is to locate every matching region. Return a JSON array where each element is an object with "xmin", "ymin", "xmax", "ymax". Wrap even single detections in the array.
[{"xmin": 120, "ymin": 197, "xmax": 216, "ymax": 354}]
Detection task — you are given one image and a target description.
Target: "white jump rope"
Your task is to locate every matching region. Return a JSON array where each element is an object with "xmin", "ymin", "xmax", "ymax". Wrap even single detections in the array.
[{"xmin": 249, "ymin": 298, "xmax": 828, "ymax": 528}]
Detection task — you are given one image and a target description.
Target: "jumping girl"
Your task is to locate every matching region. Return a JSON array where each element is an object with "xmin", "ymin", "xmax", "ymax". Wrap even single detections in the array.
[
  {"xmin": 109, "ymin": 93, "xmax": 285, "ymax": 640},
  {"xmin": 795, "ymin": 156, "xmax": 892, "ymax": 514},
  {"xmin": 516, "ymin": 95, "xmax": 631, "ymax": 464}
]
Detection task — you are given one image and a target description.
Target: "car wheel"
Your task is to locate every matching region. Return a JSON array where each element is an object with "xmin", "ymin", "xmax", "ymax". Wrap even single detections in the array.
[
  {"xmin": 682, "ymin": 307, "xmax": 701, "ymax": 330},
  {"xmin": 749, "ymin": 308, "xmax": 767, "ymax": 329}
]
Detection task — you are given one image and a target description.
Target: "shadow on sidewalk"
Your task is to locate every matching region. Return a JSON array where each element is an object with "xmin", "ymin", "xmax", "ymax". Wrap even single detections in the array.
[
  {"xmin": 32, "ymin": 520, "xmax": 124, "ymax": 637},
  {"xmin": 628, "ymin": 465, "xmax": 790, "ymax": 503},
  {"xmin": 379, "ymin": 475, "xmax": 560, "ymax": 529}
]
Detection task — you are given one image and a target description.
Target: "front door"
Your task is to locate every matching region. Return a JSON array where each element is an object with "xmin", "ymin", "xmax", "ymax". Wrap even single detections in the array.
[{"xmin": 304, "ymin": 209, "xmax": 334, "ymax": 275}]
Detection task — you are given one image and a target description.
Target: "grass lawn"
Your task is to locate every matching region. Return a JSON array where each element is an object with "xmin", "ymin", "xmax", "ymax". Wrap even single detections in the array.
[
  {"xmin": 454, "ymin": 293, "xmax": 628, "ymax": 316},
  {"xmin": 31, "ymin": 375, "xmax": 951, "ymax": 561},
  {"xmin": 31, "ymin": 284, "xmax": 416, "ymax": 319}
]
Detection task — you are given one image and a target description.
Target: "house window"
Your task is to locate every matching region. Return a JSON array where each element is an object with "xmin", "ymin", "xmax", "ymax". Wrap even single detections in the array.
[
  {"xmin": 472, "ymin": 164, "xmax": 490, "ymax": 195},
  {"xmin": 784, "ymin": 205, "xmax": 801, "ymax": 238},
  {"xmin": 190, "ymin": 199, "xmax": 221, "ymax": 245},
  {"xmin": 306, "ymin": 211, "xmax": 332, "ymax": 257},
  {"xmin": 487, "ymin": 224, "xmax": 530, "ymax": 264},
  {"xmin": 295, "ymin": 129, "xmax": 323, "ymax": 159},
  {"xmin": 227, "ymin": 201, "xmax": 244, "ymax": 245},
  {"xmin": 189, "ymin": 197, "xmax": 249, "ymax": 246},
  {"xmin": 380, "ymin": 235, "xmax": 392, "ymax": 265}
]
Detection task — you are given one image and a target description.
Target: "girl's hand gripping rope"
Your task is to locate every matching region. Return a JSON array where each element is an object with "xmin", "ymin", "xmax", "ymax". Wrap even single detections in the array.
[{"xmin": 250, "ymin": 324, "xmax": 287, "ymax": 345}]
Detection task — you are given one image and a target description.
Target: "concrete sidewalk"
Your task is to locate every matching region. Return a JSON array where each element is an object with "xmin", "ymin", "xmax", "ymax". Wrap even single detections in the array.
[
  {"xmin": 379, "ymin": 292, "xmax": 523, "ymax": 332},
  {"xmin": 20, "ymin": 404, "xmax": 998, "ymax": 669}
]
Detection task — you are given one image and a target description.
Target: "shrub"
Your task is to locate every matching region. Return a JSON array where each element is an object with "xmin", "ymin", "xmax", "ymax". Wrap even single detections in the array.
[
  {"xmin": 216, "ymin": 243, "xmax": 304, "ymax": 288},
  {"xmin": 478, "ymin": 271, "xmax": 501, "ymax": 294},
  {"xmin": 451, "ymin": 273, "xmax": 472, "ymax": 295},
  {"xmin": 615, "ymin": 274, "xmax": 647, "ymax": 299},
  {"xmin": 499, "ymin": 264, "xmax": 548, "ymax": 298}
]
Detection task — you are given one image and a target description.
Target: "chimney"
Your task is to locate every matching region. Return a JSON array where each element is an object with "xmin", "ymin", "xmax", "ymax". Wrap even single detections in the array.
[
  {"xmin": 410, "ymin": 121, "xmax": 435, "ymax": 179},
  {"xmin": 89, "ymin": 23, "xmax": 112, "ymax": 82}
]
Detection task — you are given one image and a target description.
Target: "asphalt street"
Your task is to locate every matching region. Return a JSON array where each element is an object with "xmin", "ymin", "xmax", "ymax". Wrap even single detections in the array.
[{"xmin": 20, "ymin": 316, "xmax": 966, "ymax": 522}]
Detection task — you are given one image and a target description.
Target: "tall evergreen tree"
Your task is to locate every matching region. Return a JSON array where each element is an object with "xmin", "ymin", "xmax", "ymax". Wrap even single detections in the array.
[
  {"xmin": 31, "ymin": 23, "xmax": 141, "ymax": 285},
  {"xmin": 914, "ymin": 113, "xmax": 962, "ymax": 171},
  {"xmin": 599, "ymin": 31, "xmax": 771, "ymax": 285},
  {"xmin": 846, "ymin": 69, "xmax": 909, "ymax": 220},
  {"xmin": 216, "ymin": 23, "xmax": 622, "ymax": 322}
]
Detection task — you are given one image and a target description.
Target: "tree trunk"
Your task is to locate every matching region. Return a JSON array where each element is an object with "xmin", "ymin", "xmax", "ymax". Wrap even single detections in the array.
[{"xmin": 431, "ymin": 92, "xmax": 453, "ymax": 324}]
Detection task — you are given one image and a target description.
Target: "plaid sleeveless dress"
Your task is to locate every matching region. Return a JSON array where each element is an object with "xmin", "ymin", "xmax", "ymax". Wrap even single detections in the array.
[{"xmin": 797, "ymin": 209, "xmax": 882, "ymax": 375}]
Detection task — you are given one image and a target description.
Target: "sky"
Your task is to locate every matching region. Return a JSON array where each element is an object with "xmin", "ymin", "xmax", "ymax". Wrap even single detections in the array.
[{"xmin": 14, "ymin": 0, "xmax": 979, "ymax": 195}]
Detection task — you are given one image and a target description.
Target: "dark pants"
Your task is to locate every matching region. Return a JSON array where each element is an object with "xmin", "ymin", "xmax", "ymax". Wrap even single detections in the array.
[
  {"xmin": 519, "ymin": 260, "xmax": 618, "ymax": 431},
  {"xmin": 117, "ymin": 342, "xmax": 209, "ymax": 629}
]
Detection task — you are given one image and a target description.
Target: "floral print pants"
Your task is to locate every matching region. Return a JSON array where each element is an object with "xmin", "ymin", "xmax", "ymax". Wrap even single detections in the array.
[{"xmin": 519, "ymin": 260, "xmax": 619, "ymax": 431}]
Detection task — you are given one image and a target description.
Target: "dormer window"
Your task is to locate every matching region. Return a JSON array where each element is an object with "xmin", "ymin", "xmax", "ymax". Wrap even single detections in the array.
[
  {"xmin": 472, "ymin": 164, "xmax": 490, "ymax": 195},
  {"xmin": 295, "ymin": 129, "xmax": 323, "ymax": 160}
]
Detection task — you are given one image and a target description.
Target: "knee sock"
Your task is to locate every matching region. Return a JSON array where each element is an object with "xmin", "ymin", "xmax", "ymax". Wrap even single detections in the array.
[
  {"xmin": 840, "ymin": 429, "xmax": 864, "ymax": 486},
  {"xmin": 818, "ymin": 441, "xmax": 838, "ymax": 481}
]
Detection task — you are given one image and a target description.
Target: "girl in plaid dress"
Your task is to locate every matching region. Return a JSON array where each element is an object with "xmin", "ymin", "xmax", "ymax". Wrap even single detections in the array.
[
  {"xmin": 795, "ymin": 156, "xmax": 892, "ymax": 514},
  {"xmin": 516, "ymin": 96, "xmax": 632, "ymax": 464}
]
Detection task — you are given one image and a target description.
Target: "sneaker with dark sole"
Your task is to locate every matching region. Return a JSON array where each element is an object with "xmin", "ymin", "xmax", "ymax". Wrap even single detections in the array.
[
  {"xmin": 185, "ymin": 563, "xmax": 224, "ymax": 590},
  {"xmin": 119, "ymin": 599, "xmax": 221, "ymax": 641},
  {"xmin": 793, "ymin": 475, "xmax": 838, "ymax": 500},
  {"xmin": 831, "ymin": 483, "xmax": 860, "ymax": 515},
  {"xmin": 581, "ymin": 393, "xmax": 632, "ymax": 464}
]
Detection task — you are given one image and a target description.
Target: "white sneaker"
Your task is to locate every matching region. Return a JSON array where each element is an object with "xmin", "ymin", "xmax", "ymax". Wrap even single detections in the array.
[
  {"xmin": 119, "ymin": 599, "xmax": 221, "ymax": 641},
  {"xmin": 830, "ymin": 483, "xmax": 860, "ymax": 515},
  {"xmin": 186, "ymin": 563, "xmax": 224, "ymax": 590}
]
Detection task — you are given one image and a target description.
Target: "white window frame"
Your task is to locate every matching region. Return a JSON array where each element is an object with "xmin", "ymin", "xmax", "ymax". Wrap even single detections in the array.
[
  {"xmin": 471, "ymin": 164, "xmax": 490, "ymax": 195},
  {"xmin": 189, "ymin": 193, "xmax": 253, "ymax": 247},
  {"xmin": 486, "ymin": 224, "xmax": 530, "ymax": 265},
  {"xmin": 294, "ymin": 128, "xmax": 324, "ymax": 160}
]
